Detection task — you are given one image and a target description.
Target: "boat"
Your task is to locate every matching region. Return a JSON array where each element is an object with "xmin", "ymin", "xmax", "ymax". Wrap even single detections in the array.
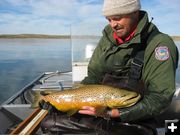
[
  {"xmin": 0, "ymin": 69, "xmax": 180, "ymax": 135},
  {"xmin": 0, "ymin": 42, "xmax": 179, "ymax": 135},
  {"xmin": 0, "ymin": 71, "xmax": 73, "ymax": 134}
]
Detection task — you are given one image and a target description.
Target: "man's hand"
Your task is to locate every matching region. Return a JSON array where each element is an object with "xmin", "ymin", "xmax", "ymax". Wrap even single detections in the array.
[
  {"xmin": 78, "ymin": 106, "xmax": 97, "ymax": 116},
  {"xmin": 78, "ymin": 106, "xmax": 120, "ymax": 119}
]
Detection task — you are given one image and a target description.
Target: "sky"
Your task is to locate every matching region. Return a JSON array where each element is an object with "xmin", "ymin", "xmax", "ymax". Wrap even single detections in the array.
[{"xmin": 0, "ymin": 0, "xmax": 180, "ymax": 36}]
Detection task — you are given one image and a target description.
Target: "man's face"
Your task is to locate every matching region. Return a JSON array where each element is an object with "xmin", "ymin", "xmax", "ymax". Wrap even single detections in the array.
[{"xmin": 106, "ymin": 12, "xmax": 139, "ymax": 39}]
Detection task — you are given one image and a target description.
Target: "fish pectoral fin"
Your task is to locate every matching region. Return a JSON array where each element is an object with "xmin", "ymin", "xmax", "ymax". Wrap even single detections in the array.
[
  {"xmin": 95, "ymin": 107, "xmax": 107, "ymax": 117},
  {"xmin": 67, "ymin": 109, "xmax": 78, "ymax": 116}
]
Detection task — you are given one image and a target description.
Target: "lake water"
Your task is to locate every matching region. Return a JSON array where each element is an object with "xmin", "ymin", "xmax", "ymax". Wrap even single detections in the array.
[
  {"xmin": 0, "ymin": 39, "xmax": 71, "ymax": 103},
  {"xmin": 0, "ymin": 39, "xmax": 179, "ymax": 104}
]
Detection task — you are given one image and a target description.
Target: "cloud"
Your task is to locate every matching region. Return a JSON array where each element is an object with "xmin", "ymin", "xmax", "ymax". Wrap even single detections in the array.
[
  {"xmin": 0, "ymin": 0, "xmax": 179, "ymax": 35},
  {"xmin": 0, "ymin": 0, "xmax": 106, "ymax": 35},
  {"xmin": 141, "ymin": 0, "xmax": 180, "ymax": 35},
  {"xmin": 30, "ymin": 0, "xmax": 76, "ymax": 17}
]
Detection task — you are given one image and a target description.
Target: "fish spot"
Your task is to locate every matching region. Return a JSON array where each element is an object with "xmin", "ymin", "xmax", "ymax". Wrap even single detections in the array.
[{"xmin": 82, "ymin": 97, "xmax": 93, "ymax": 102}]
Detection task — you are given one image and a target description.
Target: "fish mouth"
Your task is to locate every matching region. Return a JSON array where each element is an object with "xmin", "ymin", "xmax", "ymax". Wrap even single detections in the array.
[
  {"xmin": 127, "ymin": 94, "xmax": 140, "ymax": 100},
  {"xmin": 123, "ymin": 94, "xmax": 141, "ymax": 107}
]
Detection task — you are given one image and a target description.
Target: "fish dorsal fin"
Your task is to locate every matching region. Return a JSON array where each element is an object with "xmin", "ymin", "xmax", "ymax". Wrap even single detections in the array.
[
  {"xmin": 72, "ymin": 83, "xmax": 85, "ymax": 89},
  {"xmin": 67, "ymin": 109, "xmax": 78, "ymax": 116}
]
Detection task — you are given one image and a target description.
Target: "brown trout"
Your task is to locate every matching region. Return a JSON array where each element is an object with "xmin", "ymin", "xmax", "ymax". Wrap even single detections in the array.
[{"xmin": 34, "ymin": 85, "xmax": 141, "ymax": 115}]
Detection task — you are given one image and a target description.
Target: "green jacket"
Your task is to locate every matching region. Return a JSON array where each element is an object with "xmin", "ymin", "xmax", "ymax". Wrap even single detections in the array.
[{"xmin": 81, "ymin": 11, "xmax": 179, "ymax": 122}]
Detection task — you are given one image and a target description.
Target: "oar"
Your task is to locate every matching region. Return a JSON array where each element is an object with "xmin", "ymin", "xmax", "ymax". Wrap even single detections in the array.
[{"xmin": 10, "ymin": 108, "xmax": 48, "ymax": 135}]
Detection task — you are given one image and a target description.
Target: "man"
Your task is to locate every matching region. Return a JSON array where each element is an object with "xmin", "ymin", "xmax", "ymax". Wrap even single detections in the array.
[{"xmin": 41, "ymin": 0, "xmax": 179, "ymax": 134}]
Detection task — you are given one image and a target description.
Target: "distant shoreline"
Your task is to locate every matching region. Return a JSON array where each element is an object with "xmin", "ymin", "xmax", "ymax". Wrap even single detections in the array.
[
  {"xmin": 171, "ymin": 36, "xmax": 180, "ymax": 41},
  {"xmin": 0, "ymin": 34, "xmax": 101, "ymax": 39},
  {"xmin": 0, "ymin": 34, "xmax": 179, "ymax": 41}
]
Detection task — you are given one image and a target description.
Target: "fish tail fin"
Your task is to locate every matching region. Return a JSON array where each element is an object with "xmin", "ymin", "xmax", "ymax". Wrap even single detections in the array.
[
  {"xmin": 31, "ymin": 90, "xmax": 59, "ymax": 108},
  {"xmin": 31, "ymin": 91, "xmax": 44, "ymax": 108}
]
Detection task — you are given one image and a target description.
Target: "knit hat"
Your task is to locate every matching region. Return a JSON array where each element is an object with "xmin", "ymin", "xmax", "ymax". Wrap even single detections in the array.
[{"xmin": 102, "ymin": 0, "xmax": 141, "ymax": 16}]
